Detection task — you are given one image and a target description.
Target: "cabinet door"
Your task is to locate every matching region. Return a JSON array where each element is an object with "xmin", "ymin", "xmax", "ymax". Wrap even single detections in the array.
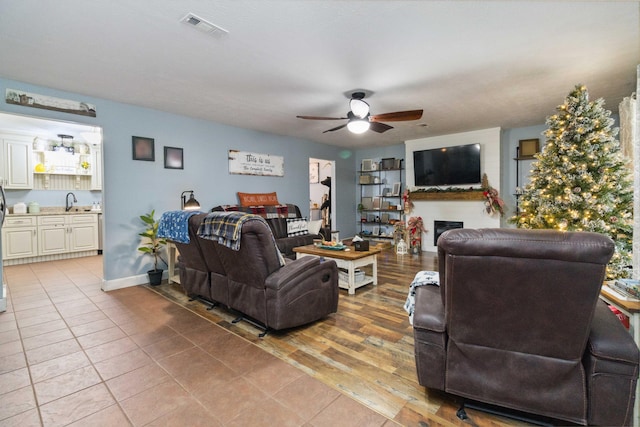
[
  {"xmin": 3, "ymin": 137, "xmax": 33, "ymax": 189},
  {"xmin": 38, "ymin": 226, "xmax": 68, "ymax": 255},
  {"xmin": 90, "ymin": 145, "xmax": 102, "ymax": 190},
  {"xmin": 2, "ymin": 227, "xmax": 37, "ymax": 259},
  {"xmin": 69, "ymin": 223, "xmax": 98, "ymax": 251}
]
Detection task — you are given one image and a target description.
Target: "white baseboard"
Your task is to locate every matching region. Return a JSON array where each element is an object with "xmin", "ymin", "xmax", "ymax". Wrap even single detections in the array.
[{"xmin": 102, "ymin": 270, "xmax": 168, "ymax": 291}]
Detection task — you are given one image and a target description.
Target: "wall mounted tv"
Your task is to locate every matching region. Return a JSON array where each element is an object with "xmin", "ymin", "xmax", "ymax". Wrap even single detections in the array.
[{"xmin": 413, "ymin": 143, "xmax": 481, "ymax": 186}]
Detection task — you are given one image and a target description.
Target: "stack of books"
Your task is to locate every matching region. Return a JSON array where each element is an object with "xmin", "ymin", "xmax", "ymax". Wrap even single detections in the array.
[{"xmin": 611, "ymin": 278, "xmax": 640, "ymax": 300}]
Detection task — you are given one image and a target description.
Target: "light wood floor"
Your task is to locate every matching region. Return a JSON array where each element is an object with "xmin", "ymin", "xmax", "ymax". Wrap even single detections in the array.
[{"xmin": 151, "ymin": 249, "xmax": 525, "ymax": 427}]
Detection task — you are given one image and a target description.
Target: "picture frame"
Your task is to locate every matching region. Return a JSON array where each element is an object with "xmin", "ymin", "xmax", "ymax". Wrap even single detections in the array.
[
  {"xmin": 381, "ymin": 158, "xmax": 395, "ymax": 170},
  {"xmin": 132, "ymin": 136, "xmax": 155, "ymax": 161},
  {"xmin": 392, "ymin": 182, "xmax": 402, "ymax": 196},
  {"xmin": 361, "ymin": 197, "xmax": 373, "ymax": 210},
  {"xmin": 518, "ymin": 138, "xmax": 540, "ymax": 159},
  {"xmin": 309, "ymin": 162, "xmax": 319, "ymax": 183},
  {"xmin": 361, "ymin": 159, "xmax": 373, "ymax": 171},
  {"xmin": 164, "ymin": 146, "xmax": 183, "ymax": 169},
  {"xmin": 372, "ymin": 196, "xmax": 381, "ymax": 210}
]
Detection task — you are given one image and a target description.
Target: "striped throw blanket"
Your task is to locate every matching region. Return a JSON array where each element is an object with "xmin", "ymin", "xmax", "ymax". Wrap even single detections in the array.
[
  {"xmin": 157, "ymin": 210, "xmax": 203, "ymax": 244},
  {"xmin": 404, "ymin": 270, "xmax": 440, "ymax": 325},
  {"xmin": 197, "ymin": 211, "xmax": 285, "ymax": 266}
]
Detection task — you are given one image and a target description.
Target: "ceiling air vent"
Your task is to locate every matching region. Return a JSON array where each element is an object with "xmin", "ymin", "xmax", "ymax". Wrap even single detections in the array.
[{"xmin": 180, "ymin": 13, "xmax": 228, "ymax": 37}]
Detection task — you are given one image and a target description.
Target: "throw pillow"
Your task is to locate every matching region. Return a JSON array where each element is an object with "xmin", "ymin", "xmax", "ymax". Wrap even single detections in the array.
[
  {"xmin": 308, "ymin": 219, "xmax": 323, "ymax": 235},
  {"xmin": 286, "ymin": 217, "xmax": 309, "ymax": 237},
  {"xmin": 237, "ymin": 192, "xmax": 280, "ymax": 207}
]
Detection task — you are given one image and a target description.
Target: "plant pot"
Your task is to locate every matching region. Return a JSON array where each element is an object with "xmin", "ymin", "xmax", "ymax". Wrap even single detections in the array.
[{"xmin": 147, "ymin": 269, "xmax": 163, "ymax": 286}]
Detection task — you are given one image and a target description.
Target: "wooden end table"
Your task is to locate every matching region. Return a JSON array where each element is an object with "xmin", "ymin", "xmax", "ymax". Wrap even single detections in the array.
[{"xmin": 293, "ymin": 244, "xmax": 382, "ymax": 295}]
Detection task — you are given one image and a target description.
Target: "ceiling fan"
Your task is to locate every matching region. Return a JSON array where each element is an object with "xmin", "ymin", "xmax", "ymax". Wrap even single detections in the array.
[{"xmin": 297, "ymin": 92, "xmax": 423, "ymax": 134}]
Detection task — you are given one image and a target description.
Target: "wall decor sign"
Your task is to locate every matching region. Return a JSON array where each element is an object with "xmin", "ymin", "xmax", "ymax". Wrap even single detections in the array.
[
  {"xmin": 132, "ymin": 136, "xmax": 155, "ymax": 161},
  {"xmin": 164, "ymin": 146, "xmax": 183, "ymax": 169},
  {"xmin": 5, "ymin": 89, "xmax": 96, "ymax": 117},
  {"xmin": 228, "ymin": 150, "xmax": 284, "ymax": 177}
]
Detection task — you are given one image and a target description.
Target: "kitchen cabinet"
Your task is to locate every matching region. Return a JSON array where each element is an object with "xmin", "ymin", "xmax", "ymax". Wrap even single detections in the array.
[
  {"xmin": 90, "ymin": 145, "xmax": 102, "ymax": 190},
  {"xmin": 0, "ymin": 134, "xmax": 33, "ymax": 189},
  {"xmin": 38, "ymin": 215, "xmax": 69, "ymax": 255},
  {"xmin": 37, "ymin": 214, "xmax": 98, "ymax": 256},
  {"xmin": 69, "ymin": 214, "xmax": 99, "ymax": 251},
  {"xmin": 1, "ymin": 216, "xmax": 38, "ymax": 259}
]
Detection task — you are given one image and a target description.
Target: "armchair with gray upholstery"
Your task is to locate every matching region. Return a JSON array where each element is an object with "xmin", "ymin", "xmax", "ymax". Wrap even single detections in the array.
[{"xmin": 413, "ymin": 228, "xmax": 639, "ymax": 426}]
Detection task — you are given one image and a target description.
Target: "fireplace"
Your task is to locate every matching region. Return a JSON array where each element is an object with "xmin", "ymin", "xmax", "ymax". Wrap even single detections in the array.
[{"xmin": 434, "ymin": 220, "xmax": 463, "ymax": 246}]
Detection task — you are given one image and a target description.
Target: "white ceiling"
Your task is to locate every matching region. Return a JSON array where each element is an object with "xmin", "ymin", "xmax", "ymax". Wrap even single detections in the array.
[{"xmin": 0, "ymin": 1, "xmax": 638, "ymax": 148}]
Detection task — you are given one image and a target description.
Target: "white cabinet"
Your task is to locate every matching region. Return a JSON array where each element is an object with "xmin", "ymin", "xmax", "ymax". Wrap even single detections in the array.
[
  {"xmin": 69, "ymin": 214, "xmax": 99, "ymax": 251},
  {"xmin": 37, "ymin": 214, "xmax": 98, "ymax": 256},
  {"xmin": 1, "ymin": 216, "xmax": 37, "ymax": 259},
  {"xmin": 38, "ymin": 216, "xmax": 68, "ymax": 255},
  {"xmin": 90, "ymin": 145, "xmax": 102, "ymax": 190},
  {"xmin": 0, "ymin": 134, "xmax": 33, "ymax": 189}
]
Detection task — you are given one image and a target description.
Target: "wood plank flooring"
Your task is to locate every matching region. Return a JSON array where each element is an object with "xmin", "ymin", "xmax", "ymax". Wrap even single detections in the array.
[{"xmin": 149, "ymin": 249, "xmax": 525, "ymax": 427}]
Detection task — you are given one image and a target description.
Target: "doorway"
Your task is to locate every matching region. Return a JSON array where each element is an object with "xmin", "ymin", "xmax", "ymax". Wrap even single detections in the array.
[
  {"xmin": 309, "ymin": 158, "xmax": 335, "ymax": 232},
  {"xmin": 0, "ymin": 112, "xmax": 105, "ymax": 288}
]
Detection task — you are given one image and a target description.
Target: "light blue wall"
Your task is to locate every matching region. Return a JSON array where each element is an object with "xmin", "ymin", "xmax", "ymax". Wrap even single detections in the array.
[
  {"xmin": 0, "ymin": 78, "xmax": 359, "ymax": 281},
  {"xmin": 500, "ymin": 124, "xmax": 547, "ymax": 226}
]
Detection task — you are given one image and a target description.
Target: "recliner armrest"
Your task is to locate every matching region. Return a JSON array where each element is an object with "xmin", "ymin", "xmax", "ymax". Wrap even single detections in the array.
[
  {"xmin": 588, "ymin": 300, "xmax": 639, "ymax": 366},
  {"xmin": 585, "ymin": 301, "xmax": 639, "ymax": 426},
  {"xmin": 265, "ymin": 257, "xmax": 323, "ymax": 290},
  {"xmin": 413, "ymin": 285, "xmax": 446, "ymax": 333}
]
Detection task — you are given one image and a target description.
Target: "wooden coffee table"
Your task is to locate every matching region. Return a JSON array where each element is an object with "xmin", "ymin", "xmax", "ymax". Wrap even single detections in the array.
[{"xmin": 293, "ymin": 244, "xmax": 382, "ymax": 295}]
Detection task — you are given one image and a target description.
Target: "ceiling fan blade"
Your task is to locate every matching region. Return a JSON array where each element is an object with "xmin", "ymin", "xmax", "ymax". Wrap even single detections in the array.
[
  {"xmin": 369, "ymin": 122, "xmax": 393, "ymax": 133},
  {"xmin": 322, "ymin": 123, "xmax": 348, "ymax": 133},
  {"xmin": 369, "ymin": 110, "xmax": 423, "ymax": 122},
  {"xmin": 297, "ymin": 115, "xmax": 347, "ymax": 120}
]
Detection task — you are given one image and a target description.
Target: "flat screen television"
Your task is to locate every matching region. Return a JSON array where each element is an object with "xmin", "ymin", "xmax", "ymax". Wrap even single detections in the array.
[{"xmin": 413, "ymin": 143, "xmax": 481, "ymax": 186}]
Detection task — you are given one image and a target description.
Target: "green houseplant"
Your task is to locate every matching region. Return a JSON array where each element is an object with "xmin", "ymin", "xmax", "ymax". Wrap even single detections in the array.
[{"xmin": 138, "ymin": 210, "xmax": 167, "ymax": 285}]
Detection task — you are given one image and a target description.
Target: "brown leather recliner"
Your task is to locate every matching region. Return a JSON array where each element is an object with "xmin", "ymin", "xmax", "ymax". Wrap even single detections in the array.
[
  {"xmin": 173, "ymin": 213, "xmax": 228, "ymax": 306},
  {"xmin": 413, "ymin": 228, "xmax": 639, "ymax": 426},
  {"xmin": 176, "ymin": 213, "xmax": 339, "ymax": 333}
]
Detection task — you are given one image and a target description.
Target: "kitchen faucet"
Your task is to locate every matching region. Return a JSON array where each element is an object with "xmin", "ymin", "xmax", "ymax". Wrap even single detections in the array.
[{"xmin": 65, "ymin": 192, "xmax": 77, "ymax": 212}]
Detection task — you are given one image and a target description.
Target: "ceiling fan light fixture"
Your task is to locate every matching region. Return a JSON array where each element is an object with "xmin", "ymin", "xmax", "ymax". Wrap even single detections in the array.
[
  {"xmin": 349, "ymin": 98, "xmax": 370, "ymax": 119},
  {"xmin": 347, "ymin": 119, "xmax": 370, "ymax": 134}
]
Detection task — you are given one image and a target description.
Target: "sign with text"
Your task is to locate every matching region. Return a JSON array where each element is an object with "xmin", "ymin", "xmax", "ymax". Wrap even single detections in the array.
[{"xmin": 228, "ymin": 150, "xmax": 284, "ymax": 177}]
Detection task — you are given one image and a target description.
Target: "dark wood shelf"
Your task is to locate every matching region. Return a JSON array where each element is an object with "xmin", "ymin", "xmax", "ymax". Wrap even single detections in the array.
[{"xmin": 409, "ymin": 190, "xmax": 485, "ymax": 201}]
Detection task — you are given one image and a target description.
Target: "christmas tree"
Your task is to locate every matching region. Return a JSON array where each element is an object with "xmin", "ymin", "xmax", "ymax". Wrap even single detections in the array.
[{"xmin": 511, "ymin": 84, "xmax": 633, "ymax": 279}]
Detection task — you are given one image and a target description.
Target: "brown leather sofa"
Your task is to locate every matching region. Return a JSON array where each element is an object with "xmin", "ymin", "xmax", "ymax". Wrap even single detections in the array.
[
  {"xmin": 174, "ymin": 213, "xmax": 339, "ymax": 334},
  {"xmin": 211, "ymin": 204, "xmax": 328, "ymax": 259},
  {"xmin": 413, "ymin": 228, "xmax": 639, "ymax": 426}
]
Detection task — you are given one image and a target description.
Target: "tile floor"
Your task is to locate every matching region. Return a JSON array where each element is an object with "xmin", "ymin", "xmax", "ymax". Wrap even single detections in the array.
[{"xmin": 0, "ymin": 256, "xmax": 395, "ymax": 426}]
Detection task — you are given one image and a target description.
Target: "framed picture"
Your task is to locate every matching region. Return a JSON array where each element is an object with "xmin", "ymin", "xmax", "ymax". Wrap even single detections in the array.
[
  {"xmin": 361, "ymin": 197, "xmax": 373, "ymax": 210},
  {"xmin": 132, "ymin": 136, "xmax": 155, "ymax": 161},
  {"xmin": 392, "ymin": 182, "xmax": 402, "ymax": 196},
  {"xmin": 361, "ymin": 159, "xmax": 373, "ymax": 171},
  {"xmin": 164, "ymin": 146, "xmax": 183, "ymax": 169},
  {"xmin": 381, "ymin": 158, "xmax": 395, "ymax": 170},
  {"xmin": 518, "ymin": 138, "xmax": 540, "ymax": 158},
  {"xmin": 372, "ymin": 196, "xmax": 381, "ymax": 210},
  {"xmin": 309, "ymin": 162, "xmax": 319, "ymax": 183}
]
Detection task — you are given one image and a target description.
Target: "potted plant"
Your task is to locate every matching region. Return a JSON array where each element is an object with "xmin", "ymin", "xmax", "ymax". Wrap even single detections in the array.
[{"xmin": 138, "ymin": 210, "xmax": 167, "ymax": 285}]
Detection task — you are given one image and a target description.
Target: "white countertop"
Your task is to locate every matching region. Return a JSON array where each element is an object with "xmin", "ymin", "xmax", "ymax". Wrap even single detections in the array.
[{"xmin": 8, "ymin": 206, "xmax": 101, "ymax": 216}]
